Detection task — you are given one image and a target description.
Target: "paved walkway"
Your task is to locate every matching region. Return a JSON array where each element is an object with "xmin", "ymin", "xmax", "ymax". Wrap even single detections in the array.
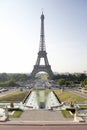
[
  {"xmin": 69, "ymin": 90, "xmax": 87, "ymax": 99},
  {"xmin": 11, "ymin": 110, "xmax": 72, "ymax": 121},
  {"xmin": 0, "ymin": 123, "xmax": 87, "ymax": 130}
]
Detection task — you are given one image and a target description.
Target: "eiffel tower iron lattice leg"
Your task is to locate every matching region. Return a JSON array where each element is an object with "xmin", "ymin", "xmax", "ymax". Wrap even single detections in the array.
[{"xmin": 31, "ymin": 12, "xmax": 53, "ymax": 78}]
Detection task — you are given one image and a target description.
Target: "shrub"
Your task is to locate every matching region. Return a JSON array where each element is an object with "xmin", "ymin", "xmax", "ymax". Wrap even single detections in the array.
[
  {"xmin": 10, "ymin": 101, "xmax": 14, "ymax": 108},
  {"xmin": 70, "ymin": 101, "xmax": 74, "ymax": 107}
]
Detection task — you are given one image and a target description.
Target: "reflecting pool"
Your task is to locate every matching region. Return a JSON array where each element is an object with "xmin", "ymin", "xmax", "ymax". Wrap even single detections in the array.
[{"xmin": 24, "ymin": 90, "xmax": 61, "ymax": 110}]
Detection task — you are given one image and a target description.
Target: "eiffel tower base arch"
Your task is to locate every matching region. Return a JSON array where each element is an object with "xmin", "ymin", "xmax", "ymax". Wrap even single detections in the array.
[{"xmin": 31, "ymin": 65, "xmax": 53, "ymax": 79}]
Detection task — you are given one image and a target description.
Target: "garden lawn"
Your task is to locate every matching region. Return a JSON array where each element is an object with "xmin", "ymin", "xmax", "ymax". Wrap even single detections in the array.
[
  {"xmin": 61, "ymin": 110, "xmax": 73, "ymax": 118},
  {"xmin": 9, "ymin": 110, "xmax": 23, "ymax": 118},
  {"xmin": 0, "ymin": 90, "xmax": 30, "ymax": 102},
  {"xmin": 53, "ymin": 90, "xmax": 87, "ymax": 103}
]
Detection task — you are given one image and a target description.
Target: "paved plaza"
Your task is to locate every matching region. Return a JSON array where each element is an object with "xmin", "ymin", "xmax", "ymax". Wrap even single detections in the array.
[{"xmin": 11, "ymin": 109, "xmax": 72, "ymax": 122}]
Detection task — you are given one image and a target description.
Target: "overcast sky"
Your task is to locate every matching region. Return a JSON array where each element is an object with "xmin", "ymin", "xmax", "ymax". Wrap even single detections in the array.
[{"xmin": 0, "ymin": 0, "xmax": 87, "ymax": 73}]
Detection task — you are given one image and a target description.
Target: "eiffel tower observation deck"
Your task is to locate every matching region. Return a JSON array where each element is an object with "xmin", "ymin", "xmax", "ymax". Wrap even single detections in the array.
[{"xmin": 31, "ymin": 12, "xmax": 54, "ymax": 78}]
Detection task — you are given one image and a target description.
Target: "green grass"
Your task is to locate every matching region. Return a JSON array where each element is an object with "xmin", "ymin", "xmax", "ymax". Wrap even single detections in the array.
[
  {"xmin": 53, "ymin": 90, "xmax": 87, "ymax": 103},
  {"xmin": 0, "ymin": 90, "xmax": 30, "ymax": 102},
  {"xmin": 61, "ymin": 110, "xmax": 73, "ymax": 118},
  {"xmin": 9, "ymin": 110, "xmax": 23, "ymax": 118}
]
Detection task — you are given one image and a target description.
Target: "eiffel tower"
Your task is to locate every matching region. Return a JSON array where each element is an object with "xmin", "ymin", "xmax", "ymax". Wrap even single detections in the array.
[{"xmin": 31, "ymin": 12, "xmax": 53, "ymax": 78}]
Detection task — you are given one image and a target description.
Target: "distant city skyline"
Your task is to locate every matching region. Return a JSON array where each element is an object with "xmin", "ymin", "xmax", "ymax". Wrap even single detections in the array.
[{"xmin": 0, "ymin": 0, "xmax": 87, "ymax": 73}]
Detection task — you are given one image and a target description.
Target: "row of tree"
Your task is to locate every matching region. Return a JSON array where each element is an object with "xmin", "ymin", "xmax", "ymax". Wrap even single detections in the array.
[
  {"xmin": 0, "ymin": 73, "xmax": 87, "ymax": 88},
  {"xmin": 52, "ymin": 73, "xmax": 87, "ymax": 87},
  {"xmin": 0, "ymin": 73, "xmax": 31, "ymax": 82},
  {"xmin": 0, "ymin": 80, "xmax": 20, "ymax": 87}
]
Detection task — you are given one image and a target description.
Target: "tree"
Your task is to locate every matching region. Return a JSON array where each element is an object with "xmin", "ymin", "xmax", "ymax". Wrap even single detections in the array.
[
  {"xmin": 58, "ymin": 78, "xmax": 65, "ymax": 86},
  {"xmin": 65, "ymin": 81, "xmax": 75, "ymax": 87},
  {"xmin": 81, "ymin": 78, "xmax": 87, "ymax": 88},
  {"xmin": 65, "ymin": 81, "xmax": 71, "ymax": 87},
  {"xmin": 77, "ymin": 73, "xmax": 86, "ymax": 82}
]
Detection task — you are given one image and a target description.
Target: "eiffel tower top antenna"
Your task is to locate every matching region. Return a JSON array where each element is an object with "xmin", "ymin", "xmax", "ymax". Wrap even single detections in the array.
[
  {"xmin": 42, "ymin": 8, "xmax": 44, "ymax": 13},
  {"xmin": 39, "ymin": 10, "xmax": 46, "ymax": 52}
]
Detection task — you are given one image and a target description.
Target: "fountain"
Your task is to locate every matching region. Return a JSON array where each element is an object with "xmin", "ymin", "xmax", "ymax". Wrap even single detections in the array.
[
  {"xmin": 24, "ymin": 91, "xmax": 39, "ymax": 109},
  {"xmin": 24, "ymin": 90, "xmax": 61, "ymax": 110}
]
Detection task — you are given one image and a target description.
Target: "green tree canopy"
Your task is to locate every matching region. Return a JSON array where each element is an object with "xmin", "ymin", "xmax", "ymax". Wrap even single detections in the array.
[
  {"xmin": 58, "ymin": 78, "xmax": 66, "ymax": 86},
  {"xmin": 0, "ymin": 80, "xmax": 20, "ymax": 87}
]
